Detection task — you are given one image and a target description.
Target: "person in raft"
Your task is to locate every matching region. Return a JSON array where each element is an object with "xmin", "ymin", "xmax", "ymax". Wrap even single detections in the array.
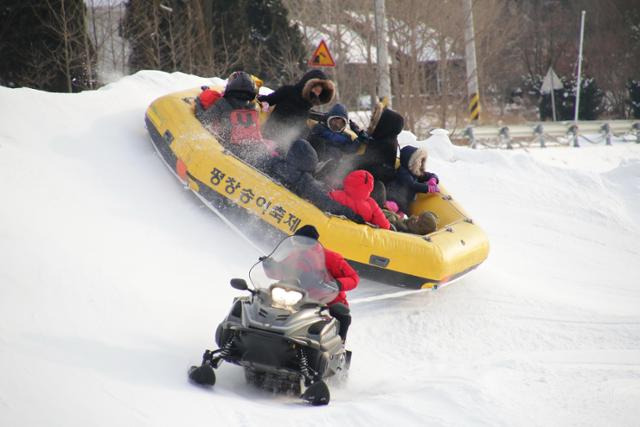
[
  {"xmin": 329, "ymin": 170, "xmax": 391, "ymax": 230},
  {"xmin": 265, "ymin": 138, "xmax": 365, "ymax": 224},
  {"xmin": 386, "ymin": 145, "xmax": 440, "ymax": 215},
  {"xmin": 197, "ymin": 71, "xmax": 277, "ymax": 168},
  {"xmin": 258, "ymin": 69, "xmax": 335, "ymax": 150},
  {"xmin": 307, "ymin": 103, "xmax": 371, "ymax": 185}
]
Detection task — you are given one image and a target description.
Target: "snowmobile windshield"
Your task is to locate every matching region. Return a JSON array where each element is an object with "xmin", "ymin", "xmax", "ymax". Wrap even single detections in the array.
[{"xmin": 250, "ymin": 236, "xmax": 339, "ymax": 305}]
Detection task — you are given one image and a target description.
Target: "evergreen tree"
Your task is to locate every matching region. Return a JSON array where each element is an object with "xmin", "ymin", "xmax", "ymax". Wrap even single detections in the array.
[
  {"xmin": 539, "ymin": 89, "xmax": 570, "ymax": 121},
  {"xmin": 628, "ymin": 80, "xmax": 640, "ymax": 119},
  {"xmin": 538, "ymin": 75, "xmax": 604, "ymax": 121},
  {"xmin": 0, "ymin": 0, "xmax": 96, "ymax": 92},
  {"xmin": 209, "ymin": 0, "xmax": 307, "ymax": 85},
  {"xmin": 536, "ymin": 74, "xmax": 572, "ymax": 121},
  {"xmin": 574, "ymin": 77, "xmax": 605, "ymax": 120}
]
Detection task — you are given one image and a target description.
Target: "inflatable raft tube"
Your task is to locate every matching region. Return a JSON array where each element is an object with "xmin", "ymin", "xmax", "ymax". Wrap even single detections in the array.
[{"xmin": 145, "ymin": 88, "xmax": 489, "ymax": 289}]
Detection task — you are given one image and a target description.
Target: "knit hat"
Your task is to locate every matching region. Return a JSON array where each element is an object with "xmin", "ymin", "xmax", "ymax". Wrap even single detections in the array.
[
  {"xmin": 294, "ymin": 225, "xmax": 320, "ymax": 240},
  {"xmin": 406, "ymin": 211, "xmax": 439, "ymax": 235}
]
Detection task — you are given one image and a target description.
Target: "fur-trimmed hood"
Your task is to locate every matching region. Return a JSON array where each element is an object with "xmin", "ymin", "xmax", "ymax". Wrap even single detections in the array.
[
  {"xmin": 368, "ymin": 107, "xmax": 404, "ymax": 139},
  {"xmin": 399, "ymin": 145, "xmax": 428, "ymax": 176},
  {"xmin": 298, "ymin": 69, "xmax": 335, "ymax": 105}
]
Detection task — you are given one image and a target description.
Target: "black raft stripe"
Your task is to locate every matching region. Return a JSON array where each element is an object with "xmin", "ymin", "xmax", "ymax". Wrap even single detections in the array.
[{"xmin": 145, "ymin": 115, "xmax": 179, "ymax": 168}]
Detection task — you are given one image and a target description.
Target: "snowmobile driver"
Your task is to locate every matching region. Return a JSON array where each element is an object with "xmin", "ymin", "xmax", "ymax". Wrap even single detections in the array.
[{"xmin": 263, "ymin": 225, "xmax": 358, "ymax": 342}]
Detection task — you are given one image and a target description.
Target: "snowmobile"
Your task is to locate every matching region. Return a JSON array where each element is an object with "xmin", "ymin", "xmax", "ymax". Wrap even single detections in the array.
[{"xmin": 188, "ymin": 235, "xmax": 351, "ymax": 406}]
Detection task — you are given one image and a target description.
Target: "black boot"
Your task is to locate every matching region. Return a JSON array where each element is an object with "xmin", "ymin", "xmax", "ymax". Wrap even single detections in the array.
[{"xmin": 329, "ymin": 303, "xmax": 351, "ymax": 342}]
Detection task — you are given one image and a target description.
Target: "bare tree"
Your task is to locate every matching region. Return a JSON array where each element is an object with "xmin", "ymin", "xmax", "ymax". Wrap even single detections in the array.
[
  {"xmin": 87, "ymin": 0, "xmax": 130, "ymax": 81},
  {"xmin": 30, "ymin": 0, "xmax": 96, "ymax": 92},
  {"xmin": 122, "ymin": 0, "xmax": 215, "ymax": 77}
]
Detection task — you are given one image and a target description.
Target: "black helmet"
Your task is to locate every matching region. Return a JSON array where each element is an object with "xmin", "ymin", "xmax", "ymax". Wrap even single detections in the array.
[{"xmin": 225, "ymin": 71, "xmax": 257, "ymax": 98}]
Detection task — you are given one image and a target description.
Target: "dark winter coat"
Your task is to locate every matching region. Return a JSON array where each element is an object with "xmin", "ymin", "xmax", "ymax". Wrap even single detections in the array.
[
  {"xmin": 355, "ymin": 108, "xmax": 404, "ymax": 184},
  {"xmin": 258, "ymin": 69, "xmax": 335, "ymax": 145},
  {"xmin": 266, "ymin": 139, "xmax": 361, "ymax": 221},
  {"xmin": 199, "ymin": 94, "xmax": 256, "ymax": 141},
  {"xmin": 197, "ymin": 90, "xmax": 276, "ymax": 168},
  {"xmin": 330, "ymin": 170, "xmax": 391, "ymax": 230},
  {"xmin": 386, "ymin": 145, "xmax": 439, "ymax": 214}
]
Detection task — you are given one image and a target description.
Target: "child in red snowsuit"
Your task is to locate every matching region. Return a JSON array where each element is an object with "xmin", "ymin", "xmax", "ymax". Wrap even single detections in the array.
[{"xmin": 329, "ymin": 170, "xmax": 391, "ymax": 230}]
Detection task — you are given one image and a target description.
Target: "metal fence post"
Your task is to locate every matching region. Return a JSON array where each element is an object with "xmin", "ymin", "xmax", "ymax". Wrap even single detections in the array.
[
  {"xmin": 499, "ymin": 126, "xmax": 512, "ymax": 149},
  {"xmin": 600, "ymin": 123, "xmax": 612, "ymax": 145},
  {"xmin": 633, "ymin": 122, "xmax": 640, "ymax": 144},
  {"xmin": 568, "ymin": 124, "xmax": 580, "ymax": 147},
  {"xmin": 464, "ymin": 126, "xmax": 477, "ymax": 149},
  {"xmin": 533, "ymin": 124, "xmax": 545, "ymax": 148}
]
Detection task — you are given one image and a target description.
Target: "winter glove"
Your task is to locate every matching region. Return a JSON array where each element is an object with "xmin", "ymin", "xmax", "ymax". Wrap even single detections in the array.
[
  {"xmin": 350, "ymin": 120, "xmax": 373, "ymax": 144},
  {"xmin": 427, "ymin": 177, "xmax": 440, "ymax": 193},
  {"xmin": 384, "ymin": 200, "xmax": 400, "ymax": 213},
  {"xmin": 349, "ymin": 120, "xmax": 362, "ymax": 134}
]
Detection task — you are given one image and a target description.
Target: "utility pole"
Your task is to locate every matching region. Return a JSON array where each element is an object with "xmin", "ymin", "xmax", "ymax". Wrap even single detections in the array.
[
  {"xmin": 374, "ymin": 0, "xmax": 392, "ymax": 107},
  {"xmin": 462, "ymin": 0, "xmax": 480, "ymax": 122},
  {"xmin": 574, "ymin": 10, "xmax": 586, "ymax": 124}
]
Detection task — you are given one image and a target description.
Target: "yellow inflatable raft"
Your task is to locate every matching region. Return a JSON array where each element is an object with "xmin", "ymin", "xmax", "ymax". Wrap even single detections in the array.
[{"xmin": 145, "ymin": 88, "xmax": 489, "ymax": 289}]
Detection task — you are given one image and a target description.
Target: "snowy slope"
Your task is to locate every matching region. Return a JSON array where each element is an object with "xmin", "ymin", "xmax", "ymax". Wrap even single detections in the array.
[{"xmin": 1, "ymin": 71, "xmax": 639, "ymax": 427}]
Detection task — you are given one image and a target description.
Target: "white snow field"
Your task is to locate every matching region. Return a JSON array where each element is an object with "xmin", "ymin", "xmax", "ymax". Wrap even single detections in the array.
[{"xmin": 1, "ymin": 71, "xmax": 639, "ymax": 427}]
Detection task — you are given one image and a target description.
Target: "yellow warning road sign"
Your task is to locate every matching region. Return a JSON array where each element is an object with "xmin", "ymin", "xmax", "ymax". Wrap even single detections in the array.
[
  {"xmin": 468, "ymin": 92, "xmax": 480, "ymax": 121},
  {"xmin": 309, "ymin": 40, "xmax": 336, "ymax": 67}
]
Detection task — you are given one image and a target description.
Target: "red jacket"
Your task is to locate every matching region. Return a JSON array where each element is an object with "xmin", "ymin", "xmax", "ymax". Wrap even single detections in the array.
[
  {"xmin": 324, "ymin": 247, "xmax": 359, "ymax": 306},
  {"xmin": 330, "ymin": 170, "xmax": 391, "ymax": 230}
]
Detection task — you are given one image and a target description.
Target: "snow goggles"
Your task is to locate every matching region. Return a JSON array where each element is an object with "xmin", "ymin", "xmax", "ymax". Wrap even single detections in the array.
[{"xmin": 327, "ymin": 116, "xmax": 347, "ymax": 133}]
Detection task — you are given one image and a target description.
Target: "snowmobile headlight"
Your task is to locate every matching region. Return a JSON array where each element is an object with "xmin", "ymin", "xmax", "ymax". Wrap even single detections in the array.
[{"xmin": 271, "ymin": 286, "xmax": 303, "ymax": 309}]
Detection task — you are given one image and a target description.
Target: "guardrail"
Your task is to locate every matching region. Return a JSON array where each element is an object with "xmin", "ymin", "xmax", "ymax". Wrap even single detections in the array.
[{"xmin": 450, "ymin": 120, "xmax": 640, "ymax": 149}]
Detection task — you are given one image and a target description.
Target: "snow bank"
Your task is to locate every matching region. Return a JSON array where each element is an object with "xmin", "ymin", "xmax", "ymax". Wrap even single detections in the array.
[{"xmin": 1, "ymin": 71, "xmax": 639, "ymax": 426}]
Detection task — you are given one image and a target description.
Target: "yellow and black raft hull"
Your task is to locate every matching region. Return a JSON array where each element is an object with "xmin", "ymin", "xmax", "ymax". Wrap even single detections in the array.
[{"xmin": 145, "ymin": 88, "xmax": 489, "ymax": 289}]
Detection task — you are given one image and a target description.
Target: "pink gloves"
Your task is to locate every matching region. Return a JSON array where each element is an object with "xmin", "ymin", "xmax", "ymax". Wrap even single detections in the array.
[
  {"xmin": 384, "ymin": 200, "xmax": 400, "ymax": 213},
  {"xmin": 427, "ymin": 177, "xmax": 440, "ymax": 193}
]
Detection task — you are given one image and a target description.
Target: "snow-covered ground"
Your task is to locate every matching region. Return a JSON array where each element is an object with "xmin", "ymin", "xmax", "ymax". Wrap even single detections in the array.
[{"xmin": 1, "ymin": 71, "xmax": 639, "ymax": 426}]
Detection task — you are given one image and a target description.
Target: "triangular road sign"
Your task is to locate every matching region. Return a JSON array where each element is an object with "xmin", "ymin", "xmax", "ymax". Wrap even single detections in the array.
[
  {"xmin": 309, "ymin": 40, "xmax": 336, "ymax": 67},
  {"xmin": 541, "ymin": 67, "xmax": 563, "ymax": 94}
]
